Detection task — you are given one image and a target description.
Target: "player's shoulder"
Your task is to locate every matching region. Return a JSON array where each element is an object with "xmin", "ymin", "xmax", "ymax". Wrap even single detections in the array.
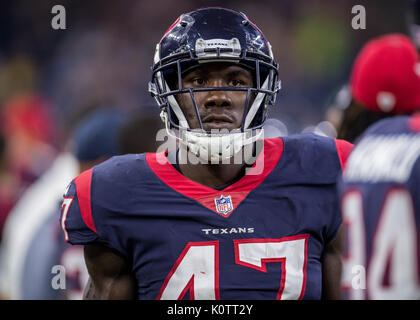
[
  {"xmin": 71, "ymin": 152, "xmax": 152, "ymax": 196},
  {"xmin": 343, "ymin": 115, "xmax": 420, "ymax": 184},
  {"xmin": 282, "ymin": 133, "xmax": 352, "ymax": 170},
  {"xmin": 362, "ymin": 114, "xmax": 412, "ymax": 137},
  {"xmin": 283, "ymin": 132, "xmax": 344, "ymax": 148},
  {"xmin": 95, "ymin": 152, "xmax": 147, "ymax": 172},
  {"xmin": 269, "ymin": 134, "xmax": 352, "ymax": 185},
  {"xmin": 91, "ymin": 152, "xmax": 151, "ymax": 183},
  {"xmin": 62, "ymin": 153, "xmax": 155, "ymax": 246}
]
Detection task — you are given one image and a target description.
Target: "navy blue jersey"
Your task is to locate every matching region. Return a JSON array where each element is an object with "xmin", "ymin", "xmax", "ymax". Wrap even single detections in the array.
[
  {"xmin": 339, "ymin": 114, "xmax": 420, "ymax": 299},
  {"xmin": 61, "ymin": 135, "xmax": 352, "ymax": 300}
]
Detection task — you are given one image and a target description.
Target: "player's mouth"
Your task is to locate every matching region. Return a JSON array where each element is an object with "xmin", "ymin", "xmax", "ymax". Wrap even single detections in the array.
[{"xmin": 202, "ymin": 114, "xmax": 234, "ymax": 130}]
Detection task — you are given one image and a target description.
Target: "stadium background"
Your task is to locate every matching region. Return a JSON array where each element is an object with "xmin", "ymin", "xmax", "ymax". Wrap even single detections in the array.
[{"xmin": 0, "ymin": 0, "xmax": 413, "ymax": 298}]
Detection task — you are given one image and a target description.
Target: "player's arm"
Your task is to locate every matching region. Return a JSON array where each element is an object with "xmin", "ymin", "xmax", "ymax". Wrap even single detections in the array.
[
  {"xmin": 321, "ymin": 225, "xmax": 343, "ymax": 299},
  {"xmin": 83, "ymin": 242, "xmax": 136, "ymax": 299},
  {"xmin": 62, "ymin": 170, "xmax": 136, "ymax": 299},
  {"xmin": 319, "ymin": 139, "xmax": 352, "ymax": 299}
]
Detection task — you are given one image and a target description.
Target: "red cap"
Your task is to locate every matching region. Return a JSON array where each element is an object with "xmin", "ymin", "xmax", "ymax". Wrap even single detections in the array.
[{"xmin": 350, "ymin": 33, "xmax": 420, "ymax": 113}]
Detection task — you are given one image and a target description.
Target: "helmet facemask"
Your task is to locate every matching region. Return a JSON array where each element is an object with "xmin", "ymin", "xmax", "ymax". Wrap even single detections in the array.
[{"xmin": 149, "ymin": 8, "xmax": 281, "ymax": 163}]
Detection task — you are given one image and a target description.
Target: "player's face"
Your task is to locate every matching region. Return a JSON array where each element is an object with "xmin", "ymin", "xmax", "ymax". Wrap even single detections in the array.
[{"xmin": 177, "ymin": 63, "xmax": 254, "ymax": 131}]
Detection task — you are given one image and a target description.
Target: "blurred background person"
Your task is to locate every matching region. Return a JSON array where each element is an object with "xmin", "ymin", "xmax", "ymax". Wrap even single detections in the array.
[
  {"xmin": 333, "ymin": 0, "xmax": 420, "ymax": 143},
  {"xmin": 339, "ymin": 33, "xmax": 420, "ymax": 299},
  {"xmin": 0, "ymin": 94, "xmax": 58, "ymax": 241},
  {"xmin": 337, "ymin": 33, "xmax": 420, "ymax": 143},
  {"xmin": 0, "ymin": 107, "xmax": 126, "ymax": 299}
]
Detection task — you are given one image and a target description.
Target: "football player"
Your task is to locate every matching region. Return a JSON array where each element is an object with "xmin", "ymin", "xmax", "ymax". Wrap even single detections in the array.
[
  {"xmin": 338, "ymin": 1, "xmax": 420, "ymax": 144},
  {"xmin": 339, "ymin": 34, "xmax": 420, "ymax": 299},
  {"xmin": 61, "ymin": 7, "xmax": 352, "ymax": 300}
]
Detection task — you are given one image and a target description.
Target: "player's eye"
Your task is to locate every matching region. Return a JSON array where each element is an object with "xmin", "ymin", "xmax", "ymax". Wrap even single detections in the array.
[
  {"xmin": 230, "ymin": 79, "xmax": 246, "ymax": 87},
  {"xmin": 192, "ymin": 78, "xmax": 206, "ymax": 86}
]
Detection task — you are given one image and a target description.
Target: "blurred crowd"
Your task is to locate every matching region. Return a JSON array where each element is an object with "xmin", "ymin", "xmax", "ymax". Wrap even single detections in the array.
[{"xmin": 0, "ymin": 0, "xmax": 415, "ymax": 299}]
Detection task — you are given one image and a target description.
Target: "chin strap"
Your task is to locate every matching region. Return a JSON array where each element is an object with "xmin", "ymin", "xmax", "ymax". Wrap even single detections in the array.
[
  {"xmin": 161, "ymin": 110, "xmax": 263, "ymax": 163},
  {"xmin": 183, "ymin": 129, "xmax": 263, "ymax": 163}
]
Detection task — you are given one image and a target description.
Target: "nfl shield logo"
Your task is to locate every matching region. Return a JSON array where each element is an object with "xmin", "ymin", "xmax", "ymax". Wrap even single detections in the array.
[{"xmin": 214, "ymin": 195, "xmax": 234, "ymax": 215}]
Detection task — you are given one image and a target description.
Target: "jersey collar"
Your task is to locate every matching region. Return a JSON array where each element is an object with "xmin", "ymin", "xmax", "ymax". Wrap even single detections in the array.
[{"xmin": 146, "ymin": 138, "xmax": 283, "ymax": 217}]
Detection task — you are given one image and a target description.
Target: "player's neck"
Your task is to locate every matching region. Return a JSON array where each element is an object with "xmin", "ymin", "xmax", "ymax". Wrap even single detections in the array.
[
  {"xmin": 178, "ymin": 159, "xmax": 246, "ymax": 189},
  {"xmin": 177, "ymin": 144, "xmax": 261, "ymax": 189}
]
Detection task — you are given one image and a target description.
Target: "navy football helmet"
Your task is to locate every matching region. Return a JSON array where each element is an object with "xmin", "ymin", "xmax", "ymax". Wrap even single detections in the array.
[{"xmin": 149, "ymin": 7, "xmax": 281, "ymax": 161}]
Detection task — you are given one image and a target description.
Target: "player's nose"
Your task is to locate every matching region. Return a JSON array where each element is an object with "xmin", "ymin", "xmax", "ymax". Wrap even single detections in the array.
[{"xmin": 204, "ymin": 89, "xmax": 232, "ymax": 108}]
